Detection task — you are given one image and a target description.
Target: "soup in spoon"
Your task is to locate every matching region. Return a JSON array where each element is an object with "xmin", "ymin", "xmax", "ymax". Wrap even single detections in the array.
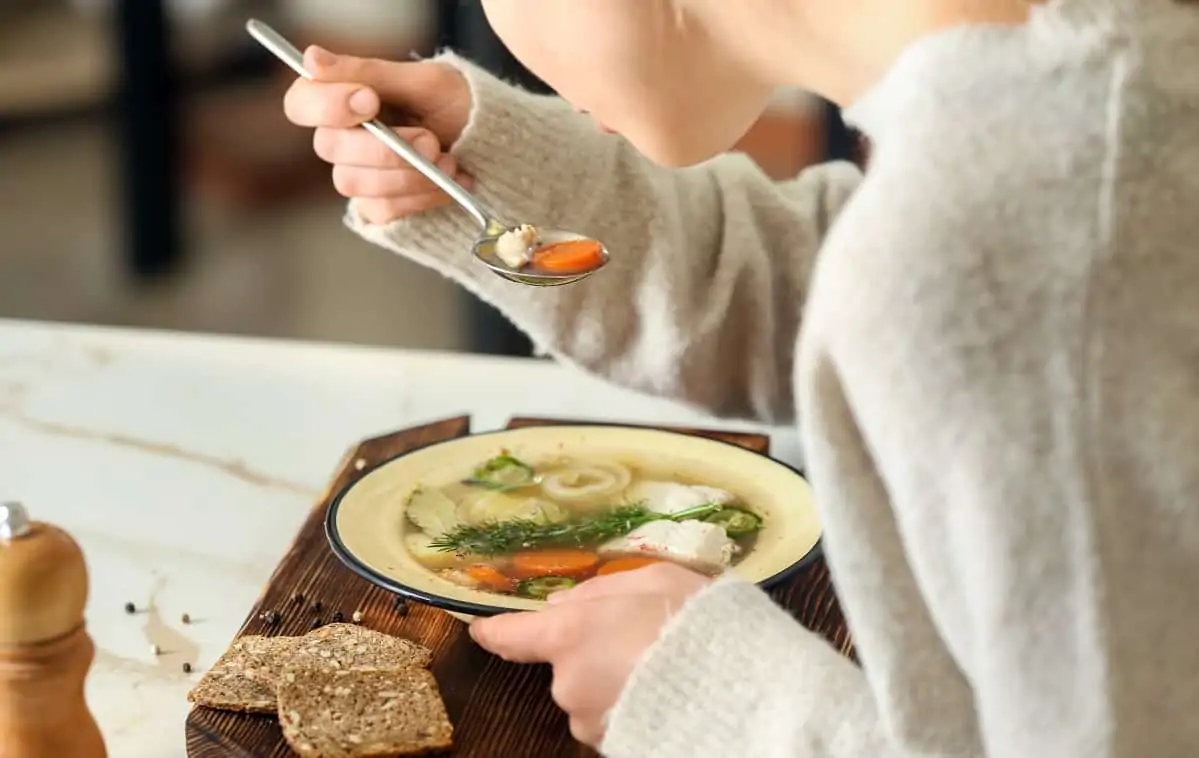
[{"xmin": 494, "ymin": 225, "xmax": 607, "ymax": 276}]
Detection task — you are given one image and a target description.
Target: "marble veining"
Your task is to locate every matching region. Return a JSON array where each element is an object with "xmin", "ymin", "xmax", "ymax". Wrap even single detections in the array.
[{"xmin": 1, "ymin": 404, "xmax": 319, "ymax": 494}]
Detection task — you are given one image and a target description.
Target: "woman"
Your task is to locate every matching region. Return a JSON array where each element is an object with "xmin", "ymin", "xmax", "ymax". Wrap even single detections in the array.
[{"xmin": 282, "ymin": 1, "xmax": 1199, "ymax": 755}]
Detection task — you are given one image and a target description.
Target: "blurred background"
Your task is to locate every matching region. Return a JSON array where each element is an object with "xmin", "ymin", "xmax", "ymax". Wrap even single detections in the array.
[{"xmin": 0, "ymin": 0, "xmax": 860, "ymax": 357}]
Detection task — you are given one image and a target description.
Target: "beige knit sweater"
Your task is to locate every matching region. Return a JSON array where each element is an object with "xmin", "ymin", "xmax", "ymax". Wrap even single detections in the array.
[{"xmin": 346, "ymin": 1, "xmax": 1199, "ymax": 755}]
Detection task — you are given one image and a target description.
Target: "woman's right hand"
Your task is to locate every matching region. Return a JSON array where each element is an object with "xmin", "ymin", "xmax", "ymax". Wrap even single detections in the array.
[{"xmin": 284, "ymin": 46, "xmax": 475, "ymax": 225}]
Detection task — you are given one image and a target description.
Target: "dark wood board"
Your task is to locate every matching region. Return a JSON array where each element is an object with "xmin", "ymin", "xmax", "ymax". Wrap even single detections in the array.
[{"xmin": 185, "ymin": 416, "xmax": 853, "ymax": 757}]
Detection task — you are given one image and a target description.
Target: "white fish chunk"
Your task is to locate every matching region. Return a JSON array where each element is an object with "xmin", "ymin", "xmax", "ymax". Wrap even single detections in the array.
[
  {"xmin": 494, "ymin": 224, "xmax": 539, "ymax": 269},
  {"xmin": 626, "ymin": 480, "xmax": 736, "ymax": 516},
  {"xmin": 599, "ymin": 520, "xmax": 735, "ymax": 574}
]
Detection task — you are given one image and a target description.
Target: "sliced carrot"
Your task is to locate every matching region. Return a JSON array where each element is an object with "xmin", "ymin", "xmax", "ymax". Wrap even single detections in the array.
[
  {"xmin": 466, "ymin": 564, "xmax": 515, "ymax": 592},
  {"xmin": 529, "ymin": 240, "xmax": 605, "ymax": 274},
  {"xmin": 596, "ymin": 556, "xmax": 666, "ymax": 576},
  {"xmin": 511, "ymin": 549, "xmax": 600, "ymax": 578}
]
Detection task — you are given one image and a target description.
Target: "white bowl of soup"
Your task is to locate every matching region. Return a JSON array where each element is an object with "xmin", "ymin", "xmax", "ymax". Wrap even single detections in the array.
[{"xmin": 326, "ymin": 425, "xmax": 821, "ymax": 621}]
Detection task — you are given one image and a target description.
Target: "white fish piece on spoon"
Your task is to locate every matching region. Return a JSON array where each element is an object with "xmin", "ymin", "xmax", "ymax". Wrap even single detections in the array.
[
  {"xmin": 626, "ymin": 480, "xmax": 737, "ymax": 516},
  {"xmin": 599, "ymin": 520, "xmax": 736, "ymax": 574},
  {"xmin": 494, "ymin": 224, "xmax": 540, "ymax": 269}
]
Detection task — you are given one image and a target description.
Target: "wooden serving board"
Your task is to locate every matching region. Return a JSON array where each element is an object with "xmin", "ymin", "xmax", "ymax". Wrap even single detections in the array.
[{"xmin": 185, "ymin": 416, "xmax": 853, "ymax": 758}]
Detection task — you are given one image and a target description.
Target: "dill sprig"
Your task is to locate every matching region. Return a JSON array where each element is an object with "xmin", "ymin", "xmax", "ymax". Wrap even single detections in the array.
[{"xmin": 428, "ymin": 502, "xmax": 724, "ymax": 556}]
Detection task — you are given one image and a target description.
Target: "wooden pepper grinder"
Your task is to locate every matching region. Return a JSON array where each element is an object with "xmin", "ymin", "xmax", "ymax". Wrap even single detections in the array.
[{"xmin": 0, "ymin": 501, "xmax": 106, "ymax": 758}]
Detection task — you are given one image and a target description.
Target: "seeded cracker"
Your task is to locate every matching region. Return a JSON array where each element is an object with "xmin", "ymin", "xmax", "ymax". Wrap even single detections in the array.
[
  {"xmin": 186, "ymin": 635, "xmax": 297, "ymax": 714},
  {"xmin": 278, "ymin": 667, "xmax": 453, "ymax": 758}
]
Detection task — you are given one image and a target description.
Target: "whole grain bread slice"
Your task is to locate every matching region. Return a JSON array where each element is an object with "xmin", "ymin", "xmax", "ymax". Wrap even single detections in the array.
[
  {"xmin": 187, "ymin": 624, "xmax": 433, "ymax": 718},
  {"xmin": 290, "ymin": 623, "xmax": 433, "ymax": 673},
  {"xmin": 278, "ymin": 666, "xmax": 453, "ymax": 758},
  {"xmin": 186, "ymin": 635, "xmax": 297, "ymax": 714}
]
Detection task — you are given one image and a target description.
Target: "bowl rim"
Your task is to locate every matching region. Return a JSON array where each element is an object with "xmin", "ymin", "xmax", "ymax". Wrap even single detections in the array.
[{"xmin": 325, "ymin": 424, "xmax": 824, "ymax": 617}]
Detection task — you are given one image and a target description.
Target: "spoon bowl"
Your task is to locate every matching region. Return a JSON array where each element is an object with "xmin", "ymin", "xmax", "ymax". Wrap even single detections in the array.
[
  {"xmin": 245, "ymin": 19, "xmax": 608, "ymax": 287},
  {"xmin": 473, "ymin": 229, "xmax": 610, "ymax": 286}
]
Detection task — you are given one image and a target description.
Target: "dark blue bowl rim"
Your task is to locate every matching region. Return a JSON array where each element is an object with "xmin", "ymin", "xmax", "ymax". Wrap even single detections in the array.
[{"xmin": 325, "ymin": 424, "xmax": 824, "ymax": 618}]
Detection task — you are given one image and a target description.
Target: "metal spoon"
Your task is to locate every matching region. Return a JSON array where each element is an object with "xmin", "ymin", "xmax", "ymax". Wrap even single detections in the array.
[{"xmin": 245, "ymin": 19, "xmax": 609, "ymax": 287}]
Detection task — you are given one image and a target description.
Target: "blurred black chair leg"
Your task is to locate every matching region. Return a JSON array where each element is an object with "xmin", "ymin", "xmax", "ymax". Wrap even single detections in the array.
[
  {"xmin": 113, "ymin": 0, "xmax": 184, "ymax": 280},
  {"xmin": 824, "ymin": 100, "xmax": 866, "ymax": 166}
]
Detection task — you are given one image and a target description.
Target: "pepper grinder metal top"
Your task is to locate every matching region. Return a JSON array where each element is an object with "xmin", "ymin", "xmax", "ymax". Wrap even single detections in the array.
[{"xmin": 0, "ymin": 502, "xmax": 32, "ymax": 541}]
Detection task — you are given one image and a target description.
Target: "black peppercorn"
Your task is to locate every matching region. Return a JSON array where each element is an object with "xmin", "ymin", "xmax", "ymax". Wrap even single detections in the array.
[
  {"xmin": 124, "ymin": 602, "xmax": 136, "ymax": 614},
  {"xmin": 309, "ymin": 618, "xmax": 321, "ymax": 630},
  {"xmin": 262, "ymin": 610, "xmax": 281, "ymax": 626},
  {"xmin": 292, "ymin": 593, "xmax": 304, "ymax": 605},
  {"xmin": 309, "ymin": 601, "xmax": 322, "ymax": 613},
  {"xmin": 393, "ymin": 597, "xmax": 407, "ymax": 612},
  {"xmin": 395, "ymin": 601, "xmax": 409, "ymax": 618},
  {"xmin": 332, "ymin": 611, "xmax": 344, "ymax": 623},
  {"xmin": 182, "ymin": 662, "xmax": 193, "ymax": 674}
]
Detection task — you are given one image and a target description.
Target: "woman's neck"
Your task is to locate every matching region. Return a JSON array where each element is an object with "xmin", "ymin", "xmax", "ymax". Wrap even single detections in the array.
[{"xmin": 693, "ymin": 0, "xmax": 1036, "ymax": 106}]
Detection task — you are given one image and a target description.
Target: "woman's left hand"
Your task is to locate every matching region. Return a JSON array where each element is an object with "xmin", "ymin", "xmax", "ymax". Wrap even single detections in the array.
[{"xmin": 469, "ymin": 563, "xmax": 711, "ymax": 747}]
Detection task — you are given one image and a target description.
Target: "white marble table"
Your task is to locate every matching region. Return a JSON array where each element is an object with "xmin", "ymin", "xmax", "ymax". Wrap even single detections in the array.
[{"xmin": 0, "ymin": 318, "xmax": 800, "ymax": 757}]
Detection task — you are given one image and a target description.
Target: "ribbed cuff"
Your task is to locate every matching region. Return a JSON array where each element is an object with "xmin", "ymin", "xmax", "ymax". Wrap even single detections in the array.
[{"xmin": 601, "ymin": 576, "xmax": 875, "ymax": 758}]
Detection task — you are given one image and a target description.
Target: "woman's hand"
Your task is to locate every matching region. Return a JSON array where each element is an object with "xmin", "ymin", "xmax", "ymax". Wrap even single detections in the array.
[
  {"xmin": 283, "ymin": 46, "xmax": 475, "ymax": 224},
  {"xmin": 469, "ymin": 563, "xmax": 711, "ymax": 748}
]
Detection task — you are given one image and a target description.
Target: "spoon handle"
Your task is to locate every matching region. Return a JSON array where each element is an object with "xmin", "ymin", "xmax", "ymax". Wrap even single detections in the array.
[{"xmin": 245, "ymin": 19, "xmax": 496, "ymax": 231}]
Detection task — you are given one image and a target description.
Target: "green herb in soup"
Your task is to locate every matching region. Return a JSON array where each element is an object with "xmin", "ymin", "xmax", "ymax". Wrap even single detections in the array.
[
  {"xmin": 429, "ymin": 502, "xmax": 722, "ymax": 556},
  {"xmin": 463, "ymin": 454, "xmax": 538, "ymax": 491},
  {"xmin": 402, "ymin": 455, "xmax": 763, "ymax": 598},
  {"xmin": 703, "ymin": 507, "xmax": 763, "ymax": 537},
  {"xmin": 517, "ymin": 576, "xmax": 577, "ymax": 600}
]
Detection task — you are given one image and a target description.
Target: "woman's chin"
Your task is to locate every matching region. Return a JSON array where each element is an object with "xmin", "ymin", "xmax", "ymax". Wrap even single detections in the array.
[
  {"xmin": 637, "ymin": 136, "xmax": 728, "ymax": 168},
  {"xmin": 595, "ymin": 120, "xmax": 736, "ymax": 167}
]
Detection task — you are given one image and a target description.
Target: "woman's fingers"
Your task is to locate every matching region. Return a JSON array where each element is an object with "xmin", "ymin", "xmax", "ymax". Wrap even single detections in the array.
[
  {"xmin": 353, "ymin": 196, "xmax": 445, "ymax": 225},
  {"xmin": 281, "ymin": 45, "xmax": 477, "ymax": 224},
  {"xmin": 331, "ymin": 155, "xmax": 464, "ymax": 198},
  {"xmin": 547, "ymin": 563, "xmax": 710, "ymax": 605},
  {"xmin": 313, "ymin": 126, "xmax": 441, "ymax": 169},
  {"xmin": 284, "ymin": 79, "xmax": 381, "ymax": 128},
  {"xmin": 352, "ymin": 175, "xmax": 475, "ymax": 224}
]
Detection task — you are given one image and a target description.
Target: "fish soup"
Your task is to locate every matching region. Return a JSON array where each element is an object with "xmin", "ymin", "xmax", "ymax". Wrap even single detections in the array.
[{"xmin": 402, "ymin": 452, "xmax": 764, "ymax": 600}]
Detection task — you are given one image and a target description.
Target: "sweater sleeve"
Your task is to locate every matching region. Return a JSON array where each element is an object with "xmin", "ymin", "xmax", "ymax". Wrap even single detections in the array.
[
  {"xmin": 344, "ymin": 53, "xmax": 862, "ymax": 424},
  {"xmin": 601, "ymin": 576, "xmax": 889, "ymax": 758}
]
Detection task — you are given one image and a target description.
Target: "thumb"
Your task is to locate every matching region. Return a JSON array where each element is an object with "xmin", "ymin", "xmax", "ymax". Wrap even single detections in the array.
[
  {"xmin": 300, "ymin": 45, "xmax": 468, "ymax": 144},
  {"xmin": 469, "ymin": 610, "xmax": 562, "ymax": 664},
  {"xmin": 547, "ymin": 563, "xmax": 707, "ymax": 606},
  {"xmin": 304, "ymin": 45, "xmax": 444, "ymax": 106}
]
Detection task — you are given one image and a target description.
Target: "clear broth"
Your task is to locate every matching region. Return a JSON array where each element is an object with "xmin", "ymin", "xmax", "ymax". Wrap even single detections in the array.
[{"xmin": 401, "ymin": 454, "xmax": 762, "ymax": 600}]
